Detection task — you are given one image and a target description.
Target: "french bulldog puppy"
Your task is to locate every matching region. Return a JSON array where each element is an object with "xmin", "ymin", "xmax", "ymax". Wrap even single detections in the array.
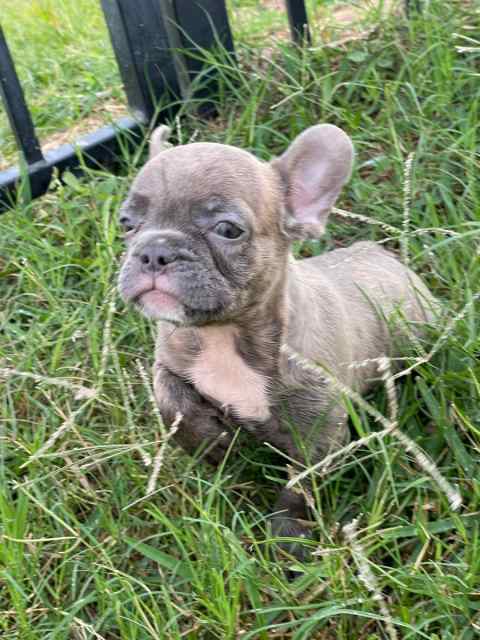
[{"xmin": 118, "ymin": 124, "xmax": 435, "ymax": 555}]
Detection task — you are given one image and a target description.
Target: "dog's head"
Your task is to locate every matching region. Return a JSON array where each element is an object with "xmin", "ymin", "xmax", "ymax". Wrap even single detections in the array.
[{"xmin": 117, "ymin": 124, "xmax": 353, "ymax": 326}]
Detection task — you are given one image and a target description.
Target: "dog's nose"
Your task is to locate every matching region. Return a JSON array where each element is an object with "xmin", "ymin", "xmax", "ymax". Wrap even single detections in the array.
[{"xmin": 138, "ymin": 244, "xmax": 178, "ymax": 272}]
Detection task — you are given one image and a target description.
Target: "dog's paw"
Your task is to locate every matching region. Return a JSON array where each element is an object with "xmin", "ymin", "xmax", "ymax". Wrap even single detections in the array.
[{"xmin": 270, "ymin": 515, "xmax": 313, "ymax": 563}]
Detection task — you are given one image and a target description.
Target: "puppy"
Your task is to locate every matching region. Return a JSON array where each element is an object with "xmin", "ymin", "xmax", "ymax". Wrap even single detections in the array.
[{"xmin": 118, "ymin": 124, "xmax": 435, "ymax": 555}]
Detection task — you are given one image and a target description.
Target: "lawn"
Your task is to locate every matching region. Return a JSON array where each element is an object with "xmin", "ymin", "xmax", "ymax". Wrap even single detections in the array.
[
  {"xmin": 1, "ymin": 1, "xmax": 480, "ymax": 638},
  {"xmin": 0, "ymin": 0, "xmax": 382, "ymax": 168}
]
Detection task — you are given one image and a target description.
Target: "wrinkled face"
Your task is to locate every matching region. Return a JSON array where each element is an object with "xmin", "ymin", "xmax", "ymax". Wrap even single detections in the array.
[{"xmin": 117, "ymin": 143, "xmax": 287, "ymax": 326}]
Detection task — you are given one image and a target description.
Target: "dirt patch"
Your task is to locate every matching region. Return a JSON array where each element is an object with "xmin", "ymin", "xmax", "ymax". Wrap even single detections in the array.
[
  {"xmin": 313, "ymin": 0, "xmax": 402, "ymax": 44},
  {"xmin": 0, "ymin": 98, "xmax": 128, "ymax": 171},
  {"xmin": 262, "ymin": 0, "xmax": 284, "ymax": 9},
  {"xmin": 41, "ymin": 99, "xmax": 128, "ymax": 153}
]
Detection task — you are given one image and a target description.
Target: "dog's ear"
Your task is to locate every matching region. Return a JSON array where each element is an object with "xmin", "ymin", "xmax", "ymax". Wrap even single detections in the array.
[
  {"xmin": 272, "ymin": 124, "xmax": 354, "ymax": 239},
  {"xmin": 149, "ymin": 125, "xmax": 172, "ymax": 160}
]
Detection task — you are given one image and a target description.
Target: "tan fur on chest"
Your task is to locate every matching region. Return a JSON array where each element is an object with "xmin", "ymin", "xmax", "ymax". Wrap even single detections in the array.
[{"xmin": 187, "ymin": 325, "xmax": 271, "ymax": 422}]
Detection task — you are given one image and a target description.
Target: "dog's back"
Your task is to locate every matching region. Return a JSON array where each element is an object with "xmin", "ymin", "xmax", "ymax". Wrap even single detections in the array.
[{"xmin": 287, "ymin": 241, "xmax": 437, "ymax": 391}]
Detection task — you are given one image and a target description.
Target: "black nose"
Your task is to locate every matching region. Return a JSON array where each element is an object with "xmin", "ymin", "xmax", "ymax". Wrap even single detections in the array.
[{"xmin": 138, "ymin": 243, "xmax": 178, "ymax": 272}]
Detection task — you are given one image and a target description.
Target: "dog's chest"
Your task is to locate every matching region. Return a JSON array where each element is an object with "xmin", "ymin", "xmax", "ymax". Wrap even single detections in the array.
[
  {"xmin": 156, "ymin": 325, "xmax": 270, "ymax": 422},
  {"xmin": 161, "ymin": 325, "xmax": 271, "ymax": 422}
]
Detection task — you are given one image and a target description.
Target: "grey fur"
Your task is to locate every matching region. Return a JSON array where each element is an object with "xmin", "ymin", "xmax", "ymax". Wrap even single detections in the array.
[{"xmin": 117, "ymin": 124, "xmax": 436, "ymax": 559}]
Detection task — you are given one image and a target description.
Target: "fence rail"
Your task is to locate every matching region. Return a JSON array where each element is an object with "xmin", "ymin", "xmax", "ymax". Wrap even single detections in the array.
[{"xmin": 0, "ymin": 0, "xmax": 412, "ymax": 212}]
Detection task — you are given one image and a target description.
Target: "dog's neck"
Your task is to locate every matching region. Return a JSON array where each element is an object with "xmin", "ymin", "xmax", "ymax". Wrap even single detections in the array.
[
  {"xmin": 157, "ymin": 263, "xmax": 290, "ymax": 422},
  {"xmin": 236, "ymin": 287, "xmax": 287, "ymax": 376},
  {"xmin": 191, "ymin": 285, "xmax": 288, "ymax": 422}
]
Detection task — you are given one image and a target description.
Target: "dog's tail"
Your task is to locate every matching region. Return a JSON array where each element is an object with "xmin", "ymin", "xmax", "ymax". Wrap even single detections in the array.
[{"xmin": 149, "ymin": 125, "xmax": 172, "ymax": 160}]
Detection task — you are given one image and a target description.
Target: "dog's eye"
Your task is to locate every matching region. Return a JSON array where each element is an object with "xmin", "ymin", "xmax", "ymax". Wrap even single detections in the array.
[
  {"xmin": 213, "ymin": 221, "xmax": 244, "ymax": 239},
  {"xmin": 119, "ymin": 215, "xmax": 137, "ymax": 232}
]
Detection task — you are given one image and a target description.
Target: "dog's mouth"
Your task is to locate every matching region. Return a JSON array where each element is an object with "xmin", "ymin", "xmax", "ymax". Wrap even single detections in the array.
[
  {"xmin": 119, "ymin": 268, "xmax": 233, "ymax": 325},
  {"xmin": 136, "ymin": 287, "xmax": 179, "ymax": 307},
  {"xmin": 128, "ymin": 276, "xmax": 185, "ymax": 322},
  {"xmin": 137, "ymin": 290, "xmax": 184, "ymax": 323}
]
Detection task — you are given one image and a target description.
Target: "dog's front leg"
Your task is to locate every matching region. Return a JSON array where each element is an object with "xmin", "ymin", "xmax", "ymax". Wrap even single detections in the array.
[
  {"xmin": 239, "ymin": 413, "xmax": 314, "ymax": 564},
  {"xmin": 261, "ymin": 377, "xmax": 350, "ymax": 564},
  {"xmin": 269, "ymin": 408, "xmax": 348, "ymax": 565},
  {"xmin": 153, "ymin": 364, "xmax": 234, "ymax": 465},
  {"xmin": 271, "ymin": 487, "xmax": 313, "ymax": 565}
]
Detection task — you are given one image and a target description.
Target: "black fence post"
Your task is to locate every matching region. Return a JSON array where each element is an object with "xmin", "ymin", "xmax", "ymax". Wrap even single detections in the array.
[
  {"xmin": 0, "ymin": 25, "xmax": 51, "ymax": 205},
  {"xmin": 0, "ymin": 26, "xmax": 43, "ymax": 165},
  {"xmin": 172, "ymin": 0, "xmax": 234, "ymax": 77},
  {"xmin": 100, "ymin": 0, "xmax": 185, "ymax": 123},
  {"xmin": 172, "ymin": 0, "xmax": 235, "ymax": 115},
  {"xmin": 405, "ymin": 0, "xmax": 422, "ymax": 17},
  {"xmin": 284, "ymin": 0, "xmax": 311, "ymax": 45}
]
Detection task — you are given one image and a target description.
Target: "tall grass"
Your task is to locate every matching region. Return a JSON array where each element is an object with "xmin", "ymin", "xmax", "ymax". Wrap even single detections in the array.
[{"xmin": 1, "ymin": 1, "xmax": 479, "ymax": 638}]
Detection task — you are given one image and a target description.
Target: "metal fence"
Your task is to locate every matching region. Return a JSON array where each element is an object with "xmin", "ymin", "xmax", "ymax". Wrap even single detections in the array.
[
  {"xmin": 0, "ymin": 0, "xmax": 315, "ymax": 212},
  {"xmin": 0, "ymin": 0, "xmax": 415, "ymax": 212}
]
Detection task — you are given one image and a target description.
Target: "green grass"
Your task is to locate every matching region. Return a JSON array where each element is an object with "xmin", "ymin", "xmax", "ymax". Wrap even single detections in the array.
[
  {"xmin": 0, "ymin": 0, "xmax": 374, "ymax": 168},
  {"xmin": 1, "ymin": 1, "xmax": 480, "ymax": 638},
  {"xmin": 0, "ymin": 0, "xmax": 125, "ymax": 167}
]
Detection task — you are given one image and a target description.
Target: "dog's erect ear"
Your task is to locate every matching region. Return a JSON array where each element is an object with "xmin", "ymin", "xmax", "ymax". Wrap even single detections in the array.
[
  {"xmin": 272, "ymin": 124, "xmax": 354, "ymax": 239},
  {"xmin": 149, "ymin": 125, "xmax": 173, "ymax": 160}
]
